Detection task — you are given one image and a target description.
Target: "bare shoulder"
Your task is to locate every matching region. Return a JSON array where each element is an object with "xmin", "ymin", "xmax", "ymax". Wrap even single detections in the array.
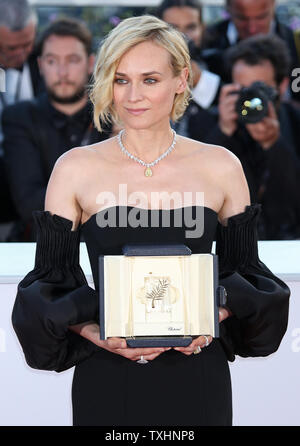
[
  {"xmin": 53, "ymin": 146, "xmax": 90, "ymax": 172},
  {"xmin": 44, "ymin": 141, "xmax": 115, "ymax": 228},
  {"xmin": 179, "ymin": 135, "xmax": 242, "ymax": 174},
  {"xmin": 204, "ymin": 143, "xmax": 243, "ymax": 177},
  {"xmin": 56, "ymin": 140, "xmax": 105, "ymax": 163},
  {"xmin": 179, "ymin": 136, "xmax": 250, "ymax": 219},
  {"xmin": 53, "ymin": 137, "xmax": 115, "ymax": 171}
]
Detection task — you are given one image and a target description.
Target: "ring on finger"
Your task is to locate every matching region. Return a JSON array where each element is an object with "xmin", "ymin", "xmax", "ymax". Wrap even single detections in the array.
[
  {"xmin": 137, "ymin": 355, "xmax": 149, "ymax": 364},
  {"xmin": 203, "ymin": 335, "xmax": 210, "ymax": 348},
  {"xmin": 193, "ymin": 345, "xmax": 202, "ymax": 355}
]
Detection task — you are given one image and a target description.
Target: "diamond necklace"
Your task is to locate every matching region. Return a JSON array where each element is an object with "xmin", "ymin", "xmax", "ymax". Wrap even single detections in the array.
[{"xmin": 117, "ymin": 129, "xmax": 177, "ymax": 177}]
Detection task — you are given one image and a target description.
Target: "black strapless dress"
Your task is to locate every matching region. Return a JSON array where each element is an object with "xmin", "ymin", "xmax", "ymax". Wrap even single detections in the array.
[{"xmin": 11, "ymin": 205, "xmax": 290, "ymax": 426}]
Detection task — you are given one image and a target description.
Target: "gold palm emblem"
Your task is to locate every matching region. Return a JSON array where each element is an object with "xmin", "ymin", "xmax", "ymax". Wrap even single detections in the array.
[{"xmin": 146, "ymin": 278, "xmax": 170, "ymax": 308}]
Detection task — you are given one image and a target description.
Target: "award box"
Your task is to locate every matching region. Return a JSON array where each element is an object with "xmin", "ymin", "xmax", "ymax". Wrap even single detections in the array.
[{"xmin": 99, "ymin": 244, "xmax": 227, "ymax": 347}]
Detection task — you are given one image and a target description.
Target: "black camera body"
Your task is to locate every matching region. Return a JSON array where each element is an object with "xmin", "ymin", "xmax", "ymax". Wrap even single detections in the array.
[{"xmin": 233, "ymin": 81, "xmax": 278, "ymax": 124}]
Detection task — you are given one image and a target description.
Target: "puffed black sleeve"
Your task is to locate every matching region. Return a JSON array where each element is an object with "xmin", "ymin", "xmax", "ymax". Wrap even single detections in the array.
[
  {"xmin": 11, "ymin": 211, "xmax": 99, "ymax": 372},
  {"xmin": 216, "ymin": 204, "xmax": 290, "ymax": 361}
]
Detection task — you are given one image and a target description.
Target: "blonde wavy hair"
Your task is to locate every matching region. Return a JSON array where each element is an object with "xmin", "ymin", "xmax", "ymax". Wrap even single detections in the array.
[{"xmin": 90, "ymin": 15, "xmax": 193, "ymax": 132}]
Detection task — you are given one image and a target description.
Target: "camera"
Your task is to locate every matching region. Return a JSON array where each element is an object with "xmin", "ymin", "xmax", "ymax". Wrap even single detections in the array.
[{"xmin": 232, "ymin": 81, "xmax": 278, "ymax": 124}]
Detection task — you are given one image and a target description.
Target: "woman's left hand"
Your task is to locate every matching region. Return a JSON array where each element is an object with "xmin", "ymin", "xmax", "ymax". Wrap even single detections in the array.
[
  {"xmin": 173, "ymin": 335, "xmax": 213, "ymax": 356},
  {"xmin": 219, "ymin": 306, "xmax": 232, "ymax": 323},
  {"xmin": 173, "ymin": 307, "xmax": 232, "ymax": 356}
]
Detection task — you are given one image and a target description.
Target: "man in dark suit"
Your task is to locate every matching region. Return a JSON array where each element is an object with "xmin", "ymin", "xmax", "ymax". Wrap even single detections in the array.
[
  {"xmin": 156, "ymin": 0, "xmax": 221, "ymax": 111},
  {"xmin": 0, "ymin": 0, "xmax": 44, "ymax": 97},
  {"xmin": 156, "ymin": 0, "xmax": 221, "ymax": 140},
  {"xmin": 204, "ymin": 34, "xmax": 300, "ymax": 240},
  {"xmin": 0, "ymin": 0, "xmax": 44, "ymax": 240},
  {"xmin": 2, "ymin": 18, "xmax": 110, "ymax": 241},
  {"xmin": 201, "ymin": 0, "xmax": 299, "ymax": 103}
]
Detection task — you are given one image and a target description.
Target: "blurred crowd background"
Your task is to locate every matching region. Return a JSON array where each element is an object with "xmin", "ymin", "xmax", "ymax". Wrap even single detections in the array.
[
  {"xmin": 30, "ymin": 0, "xmax": 300, "ymax": 44},
  {"xmin": 0, "ymin": 0, "xmax": 300, "ymax": 242}
]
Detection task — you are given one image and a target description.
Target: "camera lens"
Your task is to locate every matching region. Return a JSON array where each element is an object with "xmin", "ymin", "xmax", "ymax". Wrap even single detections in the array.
[{"xmin": 236, "ymin": 89, "xmax": 269, "ymax": 124}]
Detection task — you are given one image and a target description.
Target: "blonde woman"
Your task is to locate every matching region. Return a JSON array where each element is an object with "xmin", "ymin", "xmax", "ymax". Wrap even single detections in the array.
[{"xmin": 12, "ymin": 15, "xmax": 289, "ymax": 426}]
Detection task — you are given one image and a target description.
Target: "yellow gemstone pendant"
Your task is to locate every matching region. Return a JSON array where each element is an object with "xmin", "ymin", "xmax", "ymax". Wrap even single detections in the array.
[{"xmin": 144, "ymin": 167, "xmax": 153, "ymax": 177}]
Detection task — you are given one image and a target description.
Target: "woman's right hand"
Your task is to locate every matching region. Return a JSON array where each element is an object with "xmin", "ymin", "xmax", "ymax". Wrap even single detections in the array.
[
  {"xmin": 69, "ymin": 321, "xmax": 170, "ymax": 362},
  {"xmin": 218, "ymin": 83, "xmax": 240, "ymax": 136}
]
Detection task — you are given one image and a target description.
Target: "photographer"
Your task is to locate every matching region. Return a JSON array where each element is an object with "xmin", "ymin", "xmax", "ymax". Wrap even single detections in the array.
[
  {"xmin": 0, "ymin": 0, "xmax": 44, "ymax": 240},
  {"xmin": 201, "ymin": 0, "xmax": 299, "ymax": 103},
  {"xmin": 204, "ymin": 34, "xmax": 300, "ymax": 240},
  {"xmin": 156, "ymin": 0, "xmax": 220, "ymax": 140},
  {"xmin": 2, "ymin": 18, "xmax": 111, "ymax": 241},
  {"xmin": 157, "ymin": 0, "xmax": 221, "ymax": 109}
]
